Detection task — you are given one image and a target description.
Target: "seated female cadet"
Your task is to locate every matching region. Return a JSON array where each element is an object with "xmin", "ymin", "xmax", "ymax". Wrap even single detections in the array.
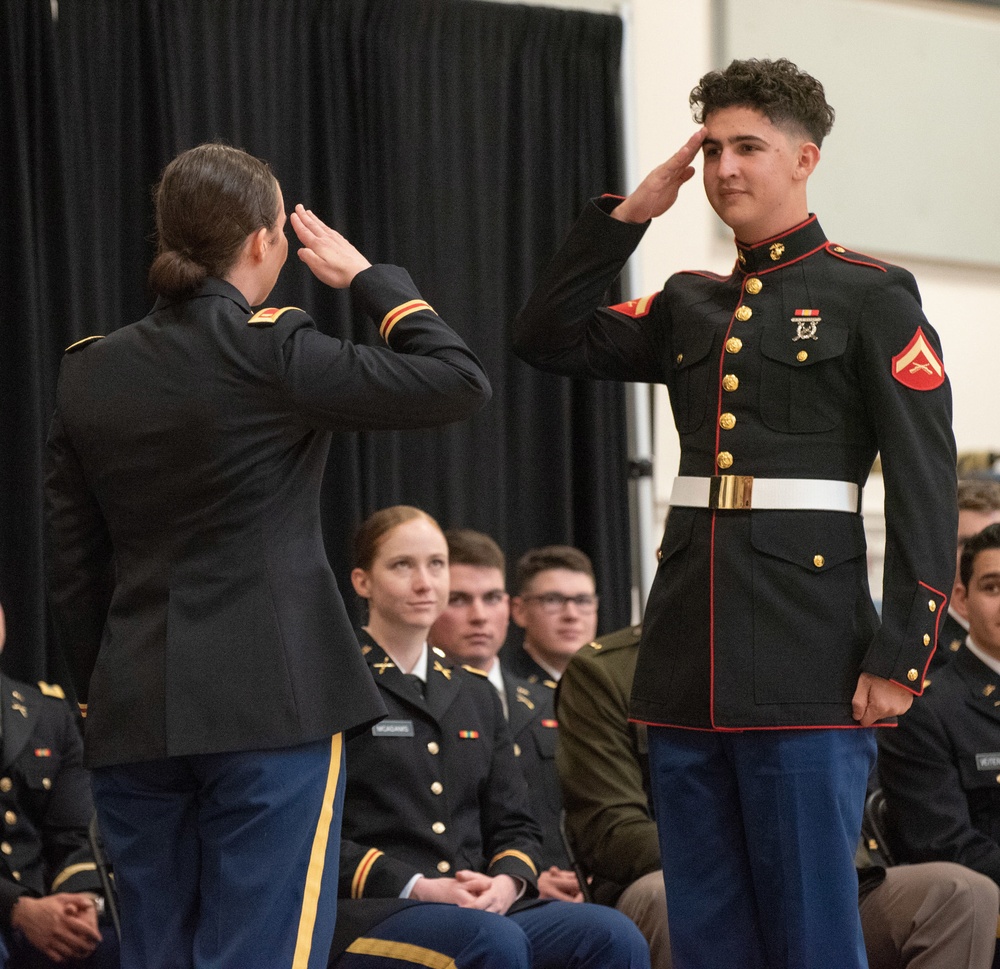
[{"xmin": 329, "ymin": 505, "xmax": 650, "ymax": 969}]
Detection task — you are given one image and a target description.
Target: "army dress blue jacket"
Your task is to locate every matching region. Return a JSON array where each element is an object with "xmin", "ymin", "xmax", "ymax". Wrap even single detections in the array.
[
  {"xmin": 878, "ymin": 645, "xmax": 1000, "ymax": 884},
  {"xmin": 333, "ymin": 634, "xmax": 543, "ymax": 955},
  {"xmin": 46, "ymin": 266, "xmax": 490, "ymax": 767},
  {"xmin": 0, "ymin": 676, "xmax": 103, "ymax": 927}
]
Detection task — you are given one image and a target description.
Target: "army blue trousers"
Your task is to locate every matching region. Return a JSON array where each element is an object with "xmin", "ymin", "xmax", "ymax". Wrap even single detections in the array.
[
  {"xmin": 333, "ymin": 899, "xmax": 651, "ymax": 969},
  {"xmin": 92, "ymin": 735, "xmax": 344, "ymax": 969},
  {"xmin": 648, "ymin": 725, "xmax": 876, "ymax": 969}
]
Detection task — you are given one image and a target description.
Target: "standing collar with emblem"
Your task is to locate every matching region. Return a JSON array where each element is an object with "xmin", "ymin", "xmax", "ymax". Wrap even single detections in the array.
[{"xmin": 734, "ymin": 215, "xmax": 828, "ymax": 276}]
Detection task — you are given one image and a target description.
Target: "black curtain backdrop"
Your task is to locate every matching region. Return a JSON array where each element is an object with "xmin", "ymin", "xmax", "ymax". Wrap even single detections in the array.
[{"xmin": 1, "ymin": 0, "xmax": 630, "ymax": 684}]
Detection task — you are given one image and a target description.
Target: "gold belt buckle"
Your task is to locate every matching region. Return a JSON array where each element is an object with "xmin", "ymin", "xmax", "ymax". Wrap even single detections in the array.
[{"xmin": 709, "ymin": 474, "xmax": 753, "ymax": 510}]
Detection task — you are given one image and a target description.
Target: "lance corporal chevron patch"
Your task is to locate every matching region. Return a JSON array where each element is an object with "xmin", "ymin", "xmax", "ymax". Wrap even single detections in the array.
[
  {"xmin": 609, "ymin": 293, "xmax": 658, "ymax": 318},
  {"xmin": 891, "ymin": 327, "xmax": 945, "ymax": 391}
]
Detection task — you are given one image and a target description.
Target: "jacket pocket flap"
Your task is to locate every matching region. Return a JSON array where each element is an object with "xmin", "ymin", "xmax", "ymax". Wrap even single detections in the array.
[
  {"xmin": 760, "ymin": 323, "xmax": 848, "ymax": 367},
  {"xmin": 658, "ymin": 507, "xmax": 697, "ymax": 564},
  {"xmin": 750, "ymin": 511, "xmax": 866, "ymax": 572},
  {"xmin": 672, "ymin": 325, "xmax": 717, "ymax": 371}
]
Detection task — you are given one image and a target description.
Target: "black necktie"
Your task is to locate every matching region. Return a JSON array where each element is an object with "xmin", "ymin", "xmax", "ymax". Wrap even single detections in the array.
[{"xmin": 404, "ymin": 673, "xmax": 425, "ymax": 698}]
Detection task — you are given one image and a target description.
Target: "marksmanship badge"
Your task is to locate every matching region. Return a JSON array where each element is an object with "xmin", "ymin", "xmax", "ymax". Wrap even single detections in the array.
[{"xmin": 792, "ymin": 309, "xmax": 821, "ymax": 341}]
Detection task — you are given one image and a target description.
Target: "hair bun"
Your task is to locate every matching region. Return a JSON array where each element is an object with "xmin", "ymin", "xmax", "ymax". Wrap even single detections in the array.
[{"xmin": 148, "ymin": 248, "xmax": 208, "ymax": 299}]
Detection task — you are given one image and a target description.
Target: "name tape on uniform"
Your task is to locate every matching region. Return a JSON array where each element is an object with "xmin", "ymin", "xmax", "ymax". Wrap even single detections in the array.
[{"xmin": 372, "ymin": 720, "xmax": 414, "ymax": 737}]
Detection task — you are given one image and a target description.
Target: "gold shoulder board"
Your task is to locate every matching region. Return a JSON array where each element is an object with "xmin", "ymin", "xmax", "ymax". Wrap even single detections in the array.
[
  {"xmin": 248, "ymin": 306, "xmax": 302, "ymax": 327},
  {"xmin": 64, "ymin": 335, "xmax": 104, "ymax": 353},
  {"xmin": 38, "ymin": 681, "xmax": 66, "ymax": 699}
]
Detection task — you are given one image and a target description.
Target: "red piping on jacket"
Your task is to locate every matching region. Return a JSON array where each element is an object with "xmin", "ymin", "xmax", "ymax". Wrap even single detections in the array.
[{"xmin": 895, "ymin": 581, "xmax": 949, "ymax": 696}]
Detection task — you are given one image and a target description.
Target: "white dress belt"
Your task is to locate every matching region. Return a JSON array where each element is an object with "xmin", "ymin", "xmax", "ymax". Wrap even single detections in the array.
[{"xmin": 669, "ymin": 475, "xmax": 861, "ymax": 513}]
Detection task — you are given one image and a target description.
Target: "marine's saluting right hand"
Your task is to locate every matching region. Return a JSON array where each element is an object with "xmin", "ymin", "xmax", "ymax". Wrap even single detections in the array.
[
  {"xmin": 291, "ymin": 204, "xmax": 372, "ymax": 288},
  {"xmin": 611, "ymin": 128, "xmax": 707, "ymax": 224}
]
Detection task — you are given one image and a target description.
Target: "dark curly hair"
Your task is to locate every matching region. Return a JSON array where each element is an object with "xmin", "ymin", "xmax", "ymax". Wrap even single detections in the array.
[{"xmin": 690, "ymin": 58, "xmax": 835, "ymax": 147}]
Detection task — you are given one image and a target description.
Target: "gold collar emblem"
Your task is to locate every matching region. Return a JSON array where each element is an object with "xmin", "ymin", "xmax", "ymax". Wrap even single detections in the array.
[
  {"xmin": 769, "ymin": 242, "xmax": 785, "ymax": 262},
  {"xmin": 372, "ymin": 659, "xmax": 396, "ymax": 675},
  {"xmin": 433, "ymin": 660, "xmax": 452, "ymax": 680}
]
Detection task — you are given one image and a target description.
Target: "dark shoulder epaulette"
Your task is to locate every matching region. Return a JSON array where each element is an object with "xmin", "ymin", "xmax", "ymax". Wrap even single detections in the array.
[
  {"xmin": 461, "ymin": 664, "xmax": 489, "ymax": 678},
  {"xmin": 38, "ymin": 681, "xmax": 66, "ymax": 700},
  {"xmin": 64, "ymin": 335, "xmax": 104, "ymax": 353},
  {"xmin": 591, "ymin": 624, "xmax": 643, "ymax": 654},
  {"xmin": 248, "ymin": 306, "xmax": 303, "ymax": 327},
  {"xmin": 824, "ymin": 243, "xmax": 892, "ymax": 272}
]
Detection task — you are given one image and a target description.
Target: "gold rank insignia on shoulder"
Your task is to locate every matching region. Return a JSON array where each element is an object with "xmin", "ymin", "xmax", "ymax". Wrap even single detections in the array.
[
  {"xmin": 38, "ymin": 682, "xmax": 66, "ymax": 700},
  {"xmin": 461, "ymin": 664, "xmax": 488, "ymax": 678},
  {"xmin": 64, "ymin": 335, "xmax": 104, "ymax": 353},
  {"xmin": 248, "ymin": 306, "xmax": 301, "ymax": 327}
]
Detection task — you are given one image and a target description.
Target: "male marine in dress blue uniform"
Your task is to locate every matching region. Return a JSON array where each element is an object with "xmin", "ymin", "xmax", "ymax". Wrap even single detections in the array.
[{"xmin": 514, "ymin": 59, "xmax": 956, "ymax": 968}]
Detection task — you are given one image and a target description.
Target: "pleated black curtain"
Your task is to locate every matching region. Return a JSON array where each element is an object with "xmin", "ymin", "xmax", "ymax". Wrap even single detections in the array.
[{"xmin": 1, "ymin": 0, "xmax": 630, "ymax": 683}]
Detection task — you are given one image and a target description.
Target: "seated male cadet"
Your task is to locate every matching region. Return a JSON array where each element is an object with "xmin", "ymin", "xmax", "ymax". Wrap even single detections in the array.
[
  {"xmin": 879, "ymin": 521, "xmax": 1000, "ymax": 900},
  {"xmin": 931, "ymin": 478, "xmax": 1000, "ymax": 671},
  {"xmin": 0, "ymin": 601, "xmax": 119, "ymax": 969},
  {"xmin": 428, "ymin": 528, "xmax": 582, "ymax": 902},
  {"xmin": 502, "ymin": 547, "xmax": 598, "ymax": 684},
  {"xmin": 560, "ymin": 625, "xmax": 1000, "ymax": 969}
]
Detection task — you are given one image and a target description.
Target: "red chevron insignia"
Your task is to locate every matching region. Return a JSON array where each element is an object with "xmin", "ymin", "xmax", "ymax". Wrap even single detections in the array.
[
  {"xmin": 609, "ymin": 293, "xmax": 658, "ymax": 318},
  {"xmin": 891, "ymin": 327, "xmax": 945, "ymax": 391}
]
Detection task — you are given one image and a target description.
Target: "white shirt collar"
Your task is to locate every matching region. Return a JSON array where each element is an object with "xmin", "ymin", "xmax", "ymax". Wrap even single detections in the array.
[
  {"xmin": 523, "ymin": 643, "xmax": 562, "ymax": 681},
  {"xmin": 948, "ymin": 606, "xmax": 970, "ymax": 632},
  {"xmin": 965, "ymin": 636, "xmax": 1000, "ymax": 678},
  {"xmin": 484, "ymin": 662, "xmax": 509, "ymax": 719},
  {"xmin": 486, "ymin": 661, "xmax": 506, "ymax": 695},
  {"xmin": 406, "ymin": 643, "xmax": 430, "ymax": 681}
]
